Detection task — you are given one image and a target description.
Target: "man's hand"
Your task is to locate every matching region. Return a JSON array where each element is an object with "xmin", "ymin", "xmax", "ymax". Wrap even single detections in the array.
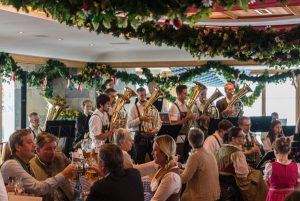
[
  {"xmin": 139, "ymin": 115, "xmax": 151, "ymax": 122},
  {"xmin": 185, "ymin": 111, "xmax": 194, "ymax": 121},
  {"xmin": 223, "ymin": 108, "xmax": 234, "ymax": 115},
  {"xmin": 147, "ymin": 128, "xmax": 158, "ymax": 136},
  {"xmin": 62, "ymin": 163, "xmax": 76, "ymax": 178}
]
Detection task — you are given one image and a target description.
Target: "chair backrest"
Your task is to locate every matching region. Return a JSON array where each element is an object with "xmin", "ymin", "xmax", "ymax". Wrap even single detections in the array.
[{"xmin": 0, "ymin": 142, "xmax": 11, "ymax": 165}]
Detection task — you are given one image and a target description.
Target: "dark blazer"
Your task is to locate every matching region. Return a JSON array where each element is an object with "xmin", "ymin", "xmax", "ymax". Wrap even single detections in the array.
[
  {"xmin": 216, "ymin": 97, "xmax": 228, "ymax": 114},
  {"xmin": 86, "ymin": 168, "xmax": 144, "ymax": 201},
  {"xmin": 74, "ymin": 114, "xmax": 91, "ymax": 144}
]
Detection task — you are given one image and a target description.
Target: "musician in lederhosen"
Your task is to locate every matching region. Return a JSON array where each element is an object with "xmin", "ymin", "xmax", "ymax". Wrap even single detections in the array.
[
  {"xmin": 89, "ymin": 94, "xmax": 115, "ymax": 147},
  {"xmin": 192, "ymin": 88, "xmax": 212, "ymax": 136},
  {"xmin": 238, "ymin": 116, "xmax": 262, "ymax": 167},
  {"xmin": 128, "ymin": 87, "xmax": 162, "ymax": 164},
  {"xmin": 216, "ymin": 82, "xmax": 246, "ymax": 118},
  {"xmin": 168, "ymin": 84, "xmax": 194, "ymax": 162}
]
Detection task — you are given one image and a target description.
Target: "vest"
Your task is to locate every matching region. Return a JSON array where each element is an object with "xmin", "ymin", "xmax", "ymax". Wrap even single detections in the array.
[
  {"xmin": 29, "ymin": 153, "xmax": 74, "ymax": 201},
  {"xmin": 216, "ymin": 145, "xmax": 240, "ymax": 175},
  {"xmin": 154, "ymin": 167, "xmax": 181, "ymax": 201}
]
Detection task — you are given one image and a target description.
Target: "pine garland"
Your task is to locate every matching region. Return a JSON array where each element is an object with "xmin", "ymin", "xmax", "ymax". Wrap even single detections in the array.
[{"xmin": 0, "ymin": 52, "xmax": 298, "ymax": 106}]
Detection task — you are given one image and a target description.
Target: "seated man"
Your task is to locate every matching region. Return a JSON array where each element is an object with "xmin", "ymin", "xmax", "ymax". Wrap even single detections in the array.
[
  {"xmin": 86, "ymin": 144, "xmax": 144, "ymax": 201},
  {"xmin": 0, "ymin": 129, "xmax": 75, "ymax": 196},
  {"xmin": 216, "ymin": 127, "xmax": 268, "ymax": 201},
  {"xmin": 114, "ymin": 128, "xmax": 157, "ymax": 176},
  {"xmin": 30, "ymin": 132, "xmax": 74, "ymax": 201},
  {"xmin": 203, "ymin": 119, "xmax": 233, "ymax": 156}
]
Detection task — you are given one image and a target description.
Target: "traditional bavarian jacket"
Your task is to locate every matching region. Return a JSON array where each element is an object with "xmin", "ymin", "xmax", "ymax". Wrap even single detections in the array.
[{"xmin": 29, "ymin": 153, "xmax": 74, "ymax": 201}]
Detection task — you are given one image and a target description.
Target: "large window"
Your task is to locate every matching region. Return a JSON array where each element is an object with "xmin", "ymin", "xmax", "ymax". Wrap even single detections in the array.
[
  {"xmin": 2, "ymin": 80, "xmax": 15, "ymax": 142},
  {"xmin": 243, "ymin": 83, "xmax": 263, "ymax": 117},
  {"xmin": 266, "ymin": 81, "xmax": 296, "ymax": 125}
]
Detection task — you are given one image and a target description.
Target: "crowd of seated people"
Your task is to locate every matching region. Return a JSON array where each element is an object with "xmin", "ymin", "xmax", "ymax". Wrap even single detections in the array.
[{"xmin": 1, "ymin": 113, "xmax": 300, "ymax": 201}]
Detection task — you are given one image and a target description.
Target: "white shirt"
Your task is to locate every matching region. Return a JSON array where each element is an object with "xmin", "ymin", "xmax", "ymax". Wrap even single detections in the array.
[
  {"xmin": 122, "ymin": 151, "xmax": 158, "ymax": 176},
  {"xmin": 151, "ymin": 167, "xmax": 181, "ymax": 201},
  {"xmin": 263, "ymin": 160, "xmax": 300, "ymax": 182},
  {"xmin": 262, "ymin": 136, "xmax": 273, "ymax": 152},
  {"xmin": 168, "ymin": 99, "xmax": 187, "ymax": 122},
  {"xmin": 203, "ymin": 131, "xmax": 223, "ymax": 156},
  {"xmin": 127, "ymin": 102, "xmax": 162, "ymax": 132},
  {"xmin": 0, "ymin": 173, "xmax": 8, "ymax": 201},
  {"xmin": 89, "ymin": 109, "xmax": 110, "ymax": 140}
]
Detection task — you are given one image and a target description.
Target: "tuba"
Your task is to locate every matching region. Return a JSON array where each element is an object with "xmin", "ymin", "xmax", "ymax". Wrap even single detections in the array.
[
  {"xmin": 141, "ymin": 87, "xmax": 163, "ymax": 133},
  {"xmin": 44, "ymin": 97, "xmax": 67, "ymax": 128},
  {"xmin": 110, "ymin": 87, "xmax": 137, "ymax": 130},
  {"xmin": 203, "ymin": 88, "xmax": 223, "ymax": 119},
  {"xmin": 184, "ymin": 82, "xmax": 207, "ymax": 130},
  {"xmin": 222, "ymin": 83, "xmax": 252, "ymax": 118}
]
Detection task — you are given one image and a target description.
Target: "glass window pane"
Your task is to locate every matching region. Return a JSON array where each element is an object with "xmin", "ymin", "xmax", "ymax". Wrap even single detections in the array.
[
  {"xmin": 2, "ymin": 80, "xmax": 15, "ymax": 142},
  {"xmin": 266, "ymin": 82, "xmax": 296, "ymax": 125}
]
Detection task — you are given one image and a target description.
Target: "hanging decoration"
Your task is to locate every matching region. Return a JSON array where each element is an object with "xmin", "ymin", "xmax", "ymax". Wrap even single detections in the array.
[
  {"xmin": 0, "ymin": 1, "xmax": 300, "ymax": 67},
  {"xmin": 1, "ymin": 52, "xmax": 300, "ymax": 107}
]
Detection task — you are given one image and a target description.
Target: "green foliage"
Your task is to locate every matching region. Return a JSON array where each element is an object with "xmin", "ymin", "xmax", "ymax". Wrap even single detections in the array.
[{"xmin": 1, "ymin": 52, "xmax": 299, "ymax": 106}]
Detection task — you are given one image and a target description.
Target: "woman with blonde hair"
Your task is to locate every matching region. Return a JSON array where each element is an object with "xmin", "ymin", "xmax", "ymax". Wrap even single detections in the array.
[{"xmin": 150, "ymin": 135, "xmax": 181, "ymax": 201}]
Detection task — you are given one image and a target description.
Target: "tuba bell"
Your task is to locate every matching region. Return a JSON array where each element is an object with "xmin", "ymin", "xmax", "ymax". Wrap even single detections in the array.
[
  {"xmin": 141, "ymin": 87, "xmax": 163, "ymax": 134},
  {"xmin": 110, "ymin": 87, "xmax": 137, "ymax": 130},
  {"xmin": 222, "ymin": 83, "xmax": 252, "ymax": 118},
  {"xmin": 203, "ymin": 88, "xmax": 223, "ymax": 119},
  {"xmin": 183, "ymin": 82, "xmax": 207, "ymax": 130},
  {"xmin": 44, "ymin": 96, "xmax": 67, "ymax": 128}
]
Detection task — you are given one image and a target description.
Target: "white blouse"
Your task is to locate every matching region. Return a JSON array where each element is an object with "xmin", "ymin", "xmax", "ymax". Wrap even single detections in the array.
[
  {"xmin": 263, "ymin": 160, "xmax": 300, "ymax": 182},
  {"xmin": 151, "ymin": 167, "xmax": 181, "ymax": 201}
]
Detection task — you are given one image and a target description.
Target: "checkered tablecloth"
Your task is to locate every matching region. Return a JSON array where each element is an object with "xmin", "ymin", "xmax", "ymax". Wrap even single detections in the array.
[
  {"xmin": 69, "ymin": 176, "xmax": 91, "ymax": 192},
  {"xmin": 142, "ymin": 176, "xmax": 154, "ymax": 201}
]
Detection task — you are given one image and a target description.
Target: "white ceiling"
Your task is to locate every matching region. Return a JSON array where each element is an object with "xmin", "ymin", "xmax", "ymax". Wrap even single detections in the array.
[{"xmin": 0, "ymin": 9, "xmax": 195, "ymax": 62}]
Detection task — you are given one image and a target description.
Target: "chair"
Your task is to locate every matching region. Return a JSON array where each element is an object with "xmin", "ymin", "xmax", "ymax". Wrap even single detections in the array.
[
  {"xmin": 219, "ymin": 174, "xmax": 244, "ymax": 201},
  {"xmin": 0, "ymin": 142, "xmax": 11, "ymax": 165}
]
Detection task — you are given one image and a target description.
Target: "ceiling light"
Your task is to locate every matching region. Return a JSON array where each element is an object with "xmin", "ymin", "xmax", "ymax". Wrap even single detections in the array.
[
  {"xmin": 254, "ymin": 9, "xmax": 272, "ymax": 15},
  {"xmin": 18, "ymin": 31, "xmax": 24, "ymax": 34},
  {"xmin": 58, "ymin": 38, "xmax": 63, "ymax": 41},
  {"xmin": 110, "ymin": 42, "xmax": 129, "ymax": 45},
  {"xmin": 89, "ymin": 43, "xmax": 94, "ymax": 46}
]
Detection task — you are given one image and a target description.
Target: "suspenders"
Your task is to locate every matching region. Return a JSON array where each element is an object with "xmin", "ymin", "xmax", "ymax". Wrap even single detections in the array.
[{"xmin": 174, "ymin": 102, "xmax": 187, "ymax": 120}]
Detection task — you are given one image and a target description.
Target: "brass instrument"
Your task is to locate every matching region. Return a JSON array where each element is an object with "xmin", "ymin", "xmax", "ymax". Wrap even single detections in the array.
[
  {"xmin": 222, "ymin": 83, "xmax": 252, "ymax": 118},
  {"xmin": 183, "ymin": 82, "xmax": 207, "ymax": 131},
  {"xmin": 141, "ymin": 87, "xmax": 163, "ymax": 133},
  {"xmin": 44, "ymin": 97, "xmax": 67, "ymax": 128},
  {"xmin": 110, "ymin": 87, "xmax": 137, "ymax": 130},
  {"xmin": 203, "ymin": 88, "xmax": 223, "ymax": 119}
]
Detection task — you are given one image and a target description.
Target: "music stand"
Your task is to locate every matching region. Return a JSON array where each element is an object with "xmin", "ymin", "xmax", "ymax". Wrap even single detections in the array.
[
  {"xmin": 282, "ymin": 126, "xmax": 296, "ymax": 136},
  {"xmin": 45, "ymin": 120, "xmax": 76, "ymax": 157},
  {"xmin": 250, "ymin": 116, "xmax": 272, "ymax": 132},
  {"xmin": 157, "ymin": 124, "xmax": 182, "ymax": 140},
  {"xmin": 256, "ymin": 151, "xmax": 275, "ymax": 170},
  {"xmin": 208, "ymin": 118, "xmax": 238, "ymax": 135}
]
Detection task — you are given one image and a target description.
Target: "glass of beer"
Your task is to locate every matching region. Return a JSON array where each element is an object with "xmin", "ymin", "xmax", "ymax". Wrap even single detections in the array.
[{"xmin": 85, "ymin": 168, "xmax": 98, "ymax": 183}]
